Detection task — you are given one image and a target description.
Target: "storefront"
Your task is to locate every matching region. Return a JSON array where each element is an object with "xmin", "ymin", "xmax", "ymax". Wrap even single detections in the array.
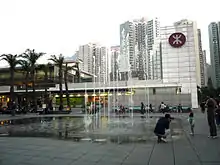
[
  {"xmin": 53, "ymin": 90, "xmax": 135, "ymax": 108},
  {"xmin": 0, "ymin": 95, "xmax": 10, "ymax": 108},
  {"xmin": 54, "ymin": 94, "xmax": 84, "ymax": 108}
]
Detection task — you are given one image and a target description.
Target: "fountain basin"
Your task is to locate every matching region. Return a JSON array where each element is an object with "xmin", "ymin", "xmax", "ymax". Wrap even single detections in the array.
[{"xmin": 0, "ymin": 115, "xmax": 184, "ymax": 144}]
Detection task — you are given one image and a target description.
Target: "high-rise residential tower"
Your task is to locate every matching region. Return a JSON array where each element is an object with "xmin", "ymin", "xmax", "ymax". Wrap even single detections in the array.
[
  {"xmin": 119, "ymin": 17, "xmax": 160, "ymax": 80},
  {"xmin": 134, "ymin": 18, "xmax": 147, "ymax": 80},
  {"xmin": 206, "ymin": 63, "xmax": 212, "ymax": 80},
  {"xmin": 146, "ymin": 18, "xmax": 160, "ymax": 79},
  {"xmin": 98, "ymin": 46, "xmax": 109, "ymax": 83},
  {"xmin": 110, "ymin": 46, "xmax": 120, "ymax": 81},
  {"xmin": 78, "ymin": 43, "xmax": 94, "ymax": 73},
  {"xmin": 202, "ymin": 50, "xmax": 208, "ymax": 86},
  {"xmin": 151, "ymin": 38, "xmax": 162, "ymax": 80},
  {"xmin": 77, "ymin": 43, "xmax": 108, "ymax": 82},
  {"xmin": 197, "ymin": 29, "xmax": 206, "ymax": 87},
  {"xmin": 119, "ymin": 21, "xmax": 135, "ymax": 77},
  {"xmin": 208, "ymin": 22, "xmax": 220, "ymax": 88}
]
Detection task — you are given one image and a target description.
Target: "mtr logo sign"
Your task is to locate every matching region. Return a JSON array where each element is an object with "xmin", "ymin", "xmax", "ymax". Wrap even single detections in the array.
[{"xmin": 168, "ymin": 33, "xmax": 186, "ymax": 48}]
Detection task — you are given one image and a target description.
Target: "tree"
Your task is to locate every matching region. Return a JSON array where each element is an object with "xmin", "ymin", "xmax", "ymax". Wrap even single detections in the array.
[
  {"xmin": 63, "ymin": 62, "xmax": 81, "ymax": 110},
  {"xmin": 48, "ymin": 63, "xmax": 53, "ymax": 80},
  {"xmin": 64, "ymin": 63, "xmax": 71, "ymax": 109},
  {"xmin": 21, "ymin": 49, "xmax": 45, "ymax": 111},
  {"xmin": 0, "ymin": 54, "xmax": 20, "ymax": 115},
  {"xmin": 20, "ymin": 60, "xmax": 31, "ymax": 112},
  {"xmin": 49, "ymin": 54, "xmax": 64, "ymax": 110},
  {"xmin": 75, "ymin": 62, "xmax": 81, "ymax": 83},
  {"xmin": 42, "ymin": 63, "xmax": 52, "ymax": 107}
]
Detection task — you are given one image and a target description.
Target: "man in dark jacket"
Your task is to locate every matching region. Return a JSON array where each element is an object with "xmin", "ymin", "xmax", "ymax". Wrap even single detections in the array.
[
  {"xmin": 140, "ymin": 102, "xmax": 145, "ymax": 116},
  {"xmin": 177, "ymin": 104, "xmax": 182, "ymax": 113},
  {"xmin": 154, "ymin": 114, "xmax": 172, "ymax": 143},
  {"xmin": 206, "ymin": 96, "xmax": 217, "ymax": 138}
]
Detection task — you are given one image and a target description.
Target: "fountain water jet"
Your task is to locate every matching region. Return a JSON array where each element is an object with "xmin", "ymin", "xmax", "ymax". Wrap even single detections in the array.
[
  {"xmin": 98, "ymin": 66, "xmax": 101, "ymax": 118},
  {"xmin": 113, "ymin": 64, "xmax": 116, "ymax": 118},
  {"xmin": 147, "ymin": 86, "xmax": 150, "ymax": 118},
  {"xmin": 103, "ymin": 82, "xmax": 106, "ymax": 117},
  {"xmin": 128, "ymin": 70, "xmax": 134, "ymax": 123},
  {"xmin": 144, "ymin": 71, "xmax": 150, "ymax": 118},
  {"xmin": 84, "ymin": 83, "xmax": 87, "ymax": 116},
  {"xmin": 116, "ymin": 69, "xmax": 119, "ymax": 116},
  {"xmin": 116, "ymin": 68, "xmax": 120, "ymax": 128},
  {"xmin": 93, "ymin": 55, "xmax": 96, "ymax": 116},
  {"xmin": 107, "ymin": 77, "xmax": 111, "ymax": 122}
]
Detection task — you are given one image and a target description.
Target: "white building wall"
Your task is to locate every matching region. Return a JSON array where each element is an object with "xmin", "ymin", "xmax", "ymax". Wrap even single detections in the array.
[{"xmin": 160, "ymin": 20, "xmax": 200, "ymax": 108}]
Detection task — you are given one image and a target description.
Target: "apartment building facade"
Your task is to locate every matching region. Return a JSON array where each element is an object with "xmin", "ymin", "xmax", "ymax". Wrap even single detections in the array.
[
  {"xmin": 208, "ymin": 22, "xmax": 220, "ymax": 88},
  {"xmin": 77, "ymin": 43, "xmax": 108, "ymax": 83},
  {"xmin": 119, "ymin": 17, "xmax": 160, "ymax": 80}
]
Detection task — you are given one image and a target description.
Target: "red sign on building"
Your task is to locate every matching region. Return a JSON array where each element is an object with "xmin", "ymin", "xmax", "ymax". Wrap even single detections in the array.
[{"xmin": 168, "ymin": 32, "xmax": 186, "ymax": 48}]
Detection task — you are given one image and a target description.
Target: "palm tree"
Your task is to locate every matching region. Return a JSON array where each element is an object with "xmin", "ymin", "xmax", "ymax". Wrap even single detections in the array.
[
  {"xmin": 49, "ymin": 54, "xmax": 64, "ymax": 111},
  {"xmin": 42, "ymin": 63, "xmax": 51, "ymax": 107},
  {"xmin": 64, "ymin": 60, "xmax": 82, "ymax": 109},
  {"xmin": 64, "ymin": 63, "xmax": 75, "ymax": 110},
  {"xmin": 21, "ymin": 49, "xmax": 45, "ymax": 111},
  {"xmin": 20, "ymin": 60, "xmax": 31, "ymax": 112},
  {"xmin": 48, "ymin": 63, "xmax": 53, "ymax": 80},
  {"xmin": 75, "ymin": 62, "xmax": 81, "ymax": 83},
  {"xmin": 0, "ymin": 54, "xmax": 20, "ymax": 115}
]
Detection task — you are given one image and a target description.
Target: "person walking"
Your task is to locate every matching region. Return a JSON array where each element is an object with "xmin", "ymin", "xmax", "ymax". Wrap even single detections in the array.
[
  {"xmin": 149, "ymin": 104, "xmax": 153, "ymax": 113},
  {"xmin": 206, "ymin": 95, "xmax": 218, "ymax": 138},
  {"xmin": 140, "ymin": 102, "xmax": 145, "ymax": 117},
  {"xmin": 159, "ymin": 102, "xmax": 166, "ymax": 113},
  {"xmin": 178, "ymin": 104, "xmax": 182, "ymax": 113},
  {"xmin": 188, "ymin": 112, "xmax": 195, "ymax": 136}
]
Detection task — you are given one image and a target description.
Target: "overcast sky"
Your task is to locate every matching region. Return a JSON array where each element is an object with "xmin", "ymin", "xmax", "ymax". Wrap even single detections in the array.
[{"xmin": 0, "ymin": 0, "xmax": 219, "ymax": 64}]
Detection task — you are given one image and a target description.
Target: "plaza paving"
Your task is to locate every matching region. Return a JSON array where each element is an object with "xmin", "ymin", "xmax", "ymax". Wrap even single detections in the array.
[{"xmin": 0, "ymin": 112, "xmax": 220, "ymax": 165}]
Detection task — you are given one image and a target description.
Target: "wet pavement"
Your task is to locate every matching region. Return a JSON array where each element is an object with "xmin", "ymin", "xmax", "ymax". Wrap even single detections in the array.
[
  {"xmin": 1, "ymin": 112, "xmax": 220, "ymax": 165},
  {"xmin": 0, "ymin": 115, "xmax": 184, "ymax": 144}
]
